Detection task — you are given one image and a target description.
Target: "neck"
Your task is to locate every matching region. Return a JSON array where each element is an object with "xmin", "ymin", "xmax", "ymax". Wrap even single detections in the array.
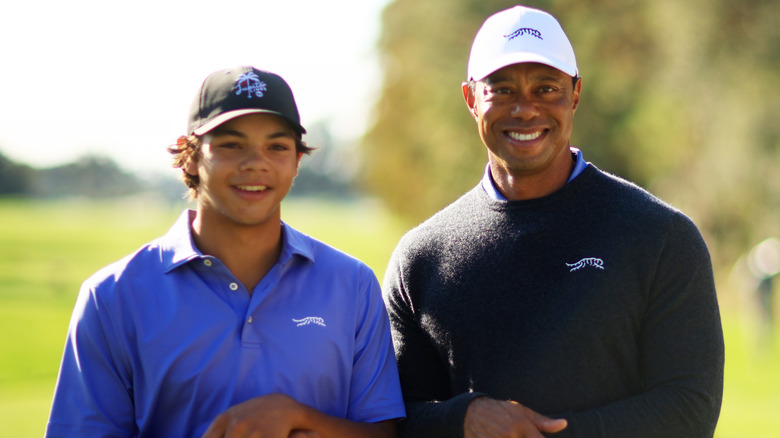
[
  {"xmin": 190, "ymin": 210, "xmax": 283, "ymax": 293},
  {"xmin": 491, "ymin": 149, "xmax": 575, "ymax": 201}
]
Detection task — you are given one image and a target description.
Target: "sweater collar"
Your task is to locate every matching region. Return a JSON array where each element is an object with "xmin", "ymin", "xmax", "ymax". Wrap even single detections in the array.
[{"xmin": 481, "ymin": 147, "xmax": 588, "ymax": 201}]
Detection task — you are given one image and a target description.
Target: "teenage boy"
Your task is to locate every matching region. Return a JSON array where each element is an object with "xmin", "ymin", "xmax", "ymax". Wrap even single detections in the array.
[{"xmin": 46, "ymin": 66, "xmax": 405, "ymax": 437}]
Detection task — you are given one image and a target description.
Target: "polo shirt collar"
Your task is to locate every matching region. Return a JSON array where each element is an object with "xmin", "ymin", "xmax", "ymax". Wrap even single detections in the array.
[
  {"xmin": 159, "ymin": 210, "xmax": 315, "ymax": 273},
  {"xmin": 160, "ymin": 210, "xmax": 202, "ymax": 273},
  {"xmin": 279, "ymin": 221, "xmax": 316, "ymax": 264}
]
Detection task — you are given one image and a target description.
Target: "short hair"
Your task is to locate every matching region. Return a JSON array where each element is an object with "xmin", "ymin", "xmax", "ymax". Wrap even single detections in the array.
[{"xmin": 168, "ymin": 132, "xmax": 315, "ymax": 200}]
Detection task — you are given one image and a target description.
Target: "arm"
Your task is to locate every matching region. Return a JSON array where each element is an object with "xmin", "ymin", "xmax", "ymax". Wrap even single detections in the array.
[
  {"xmin": 382, "ymin": 246, "xmax": 468, "ymax": 438},
  {"xmin": 201, "ymin": 393, "xmax": 395, "ymax": 438},
  {"xmin": 553, "ymin": 215, "xmax": 725, "ymax": 437},
  {"xmin": 383, "ymin": 250, "xmax": 565, "ymax": 438},
  {"xmin": 464, "ymin": 398, "xmax": 567, "ymax": 438},
  {"xmin": 46, "ymin": 283, "xmax": 135, "ymax": 437}
]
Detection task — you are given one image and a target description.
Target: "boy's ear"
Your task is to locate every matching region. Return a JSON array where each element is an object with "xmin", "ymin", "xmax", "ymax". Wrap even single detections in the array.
[{"xmin": 184, "ymin": 156, "xmax": 198, "ymax": 176}]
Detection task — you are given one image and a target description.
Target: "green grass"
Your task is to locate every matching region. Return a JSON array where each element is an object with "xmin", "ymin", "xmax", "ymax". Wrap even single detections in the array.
[{"xmin": 1, "ymin": 197, "xmax": 779, "ymax": 436}]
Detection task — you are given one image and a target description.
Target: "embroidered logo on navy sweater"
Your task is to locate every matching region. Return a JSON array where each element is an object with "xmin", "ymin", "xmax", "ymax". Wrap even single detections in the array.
[
  {"xmin": 566, "ymin": 258, "xmax": 604, "ymax": 272},
  {"xmin": 293, "ymin": 316, "xmax": 326, "ymax": 327}
]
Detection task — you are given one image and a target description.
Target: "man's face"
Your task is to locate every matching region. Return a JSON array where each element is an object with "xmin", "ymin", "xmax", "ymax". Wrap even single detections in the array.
[
  {"xmin": 463, "ymin": 62, "xmax": 581, "ymax": 192},
  {"xmin": 186, "ymin": 113, "xmax": 301, "ymax": 229}
]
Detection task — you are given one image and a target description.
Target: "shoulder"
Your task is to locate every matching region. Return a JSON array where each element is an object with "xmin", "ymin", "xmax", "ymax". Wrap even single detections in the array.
[
  {"xmin": 283, "ymin": 223, "xmax": 379, "ymax": 283},
  {"xmin": 285, "ymin": 224, "xmax": 370, "ymax": 266},
  {"xmin": 394, "ymin": 185, "xmax": 486, "ymax": 252},
  {"xmin": 79, "ymin": 237, "xmax": 170, "ymax": 303},
  {"xmin": 583, "ymin": 165, "xmax": 707, "ymax": 249},
  {"xmin": 586, "ymin": 165, "xmax": 691, "ymax": 221}
]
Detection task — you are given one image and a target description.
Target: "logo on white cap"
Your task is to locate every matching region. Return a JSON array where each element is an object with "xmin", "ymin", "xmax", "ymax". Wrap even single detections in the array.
[
  {"xmin": 235, "ymin": 72, "xmax": 267, "ymax": 98},
  {"xmin": 504, "ymin": 27, "xmax": 542, "ymax": 41}
]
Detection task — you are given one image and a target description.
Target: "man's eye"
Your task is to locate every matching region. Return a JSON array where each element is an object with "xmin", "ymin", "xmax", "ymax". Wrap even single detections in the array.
[
  {"xmin": 270, "ymin": 143, "xmax": 290, "ymax": 151},
  {"xmin": 219, "ymin": 142, "xmax": 241, "ymax": 149}
]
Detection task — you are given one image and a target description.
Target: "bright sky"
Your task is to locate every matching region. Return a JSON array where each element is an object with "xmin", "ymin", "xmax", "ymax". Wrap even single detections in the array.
[{"xmin": 0, "ymin": 0, "xmax": 390, "ymax": 176}]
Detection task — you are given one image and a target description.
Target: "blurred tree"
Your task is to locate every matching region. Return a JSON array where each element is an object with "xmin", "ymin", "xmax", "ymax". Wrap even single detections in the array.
[
  {"xmin": 32, "ymin": 154, "xmax": 142, "ymax": 198},
  {"xmin": 290, "ymin": 121, "xmax": 359, "ymax": 199},
  {"xmin": 361, "ymin": 0, "xmax": 780, "ymax": 270},
  {"xmin": 0, "ymin": 151, "xmax": 34, "ymax": 195}
]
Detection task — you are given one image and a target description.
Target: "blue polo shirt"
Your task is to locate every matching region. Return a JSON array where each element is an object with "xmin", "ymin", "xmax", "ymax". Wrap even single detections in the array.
[
  {"xmin": 47, "ymin": 210, "xmax": 405, "ymax": 437},
  {"xmin": 481, "ymin": 147, "xmax": 589, "ymax": 200}
]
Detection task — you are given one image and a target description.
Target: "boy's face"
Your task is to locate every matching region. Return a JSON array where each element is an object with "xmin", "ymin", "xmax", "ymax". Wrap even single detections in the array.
[{"xmin": 186, "ymin": 113, "xmax": 301, "ymax": 229}]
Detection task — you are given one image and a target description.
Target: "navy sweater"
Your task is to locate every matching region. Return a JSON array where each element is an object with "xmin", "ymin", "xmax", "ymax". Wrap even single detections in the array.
[{"xmin": 383, "ymin": 165, "xmax": 724, "ymax": 437}]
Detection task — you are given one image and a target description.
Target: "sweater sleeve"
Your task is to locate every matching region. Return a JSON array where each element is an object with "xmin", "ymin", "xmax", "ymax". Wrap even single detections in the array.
[
  {"xmin": 382, "ymin": 244, "xmax": 484, "ymax": 438},
  {"xmin": 552, "ymin": 213, "xmax": 725, "ymax": 438}
]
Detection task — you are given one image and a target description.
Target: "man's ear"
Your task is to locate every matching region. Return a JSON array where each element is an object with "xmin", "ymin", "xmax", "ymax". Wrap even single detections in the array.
[
  {"xmin": 462, "ymin": 82, "xmax": 478, "ymax": 119},
  {"xmin": 572, "ymin": 77, "xmax": 582, "ymax": 114}
]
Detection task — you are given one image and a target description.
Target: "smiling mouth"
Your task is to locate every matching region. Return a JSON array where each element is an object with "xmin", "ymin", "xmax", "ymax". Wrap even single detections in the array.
[
  {"xmin": 236, "ymin": 185, "xmax": 268, "ymax": 192},
  {"xmin": 507, "ymin": 130, "xmax": 544, "ymax": 141}
]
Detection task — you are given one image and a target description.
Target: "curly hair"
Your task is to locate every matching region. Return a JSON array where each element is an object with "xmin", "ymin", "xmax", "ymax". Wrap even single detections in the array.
[{"xmin": 168, "ymin": 133, "xmax": 315, "ymax": 200}]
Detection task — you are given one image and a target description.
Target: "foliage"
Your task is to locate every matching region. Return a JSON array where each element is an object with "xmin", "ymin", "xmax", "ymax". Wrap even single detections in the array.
[
  {"xmin": 0, "ymin": 151, "xmax": 144, "ymax": 198},
  {"xmin": 290, "ymin": 121, "xmax": 361, "ymax": 198},
  {"xmin": 361, "ymin": 0, "xmax": 780, "ymax": 270},
  {"xmin": 32, "ymin": 154, "xmax": 144, "ymax": 198},
  {"xmin": 0, "ymin": 152, "xmax": 34, "ymax": 195}
]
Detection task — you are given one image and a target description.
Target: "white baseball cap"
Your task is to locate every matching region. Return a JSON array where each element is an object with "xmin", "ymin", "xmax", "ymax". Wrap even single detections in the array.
[{"xmin": 467, "ymin": 6, "xmax": 578, "ymax": 81}]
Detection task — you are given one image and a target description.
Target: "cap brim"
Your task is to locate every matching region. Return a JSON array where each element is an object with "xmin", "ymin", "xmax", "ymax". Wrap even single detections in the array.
[
  {"xmin": 470, "ymin": 52, "xmax": 578, "ymax": 81},
  {"xmin": 192, "ymin": 109, "xmax": 307, "ymax": 136}
]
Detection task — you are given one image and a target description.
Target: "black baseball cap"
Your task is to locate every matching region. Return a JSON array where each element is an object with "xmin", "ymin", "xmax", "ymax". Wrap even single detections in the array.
[{"xmin": 188, "ymin": 66, "xmax": 306, "ymax": 136}]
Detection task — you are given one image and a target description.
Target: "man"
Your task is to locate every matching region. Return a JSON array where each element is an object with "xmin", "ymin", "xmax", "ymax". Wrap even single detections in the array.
[
  {"xmin": 46, "ymin": 66, "xmax": 405, "ymax": 437},
  {"xmin": 383, "ymin": 6, "xmax": 724, "ymax": 438}
]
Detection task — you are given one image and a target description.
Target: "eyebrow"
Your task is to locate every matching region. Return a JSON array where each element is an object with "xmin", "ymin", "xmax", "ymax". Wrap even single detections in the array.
[
  {"xmin": 209, "ymin": 128, "xmax": 295, "ymax": 140},
  {"xmin": 483, "ymin": 74, "xmax": 565, "ymax": 85}
]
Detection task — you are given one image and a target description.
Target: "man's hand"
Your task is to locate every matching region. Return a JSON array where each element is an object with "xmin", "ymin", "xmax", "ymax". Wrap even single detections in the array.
[
  {"xmin": 464, "ymin": 397, "xmax": 567, "ymax": 438},
  {"xmin": 201, "ymin": 393, "xmax": 308, "ymax": 438},
  {"xmin": 289, "ymin": 431, "xmax": 320, "ymax": 438}
]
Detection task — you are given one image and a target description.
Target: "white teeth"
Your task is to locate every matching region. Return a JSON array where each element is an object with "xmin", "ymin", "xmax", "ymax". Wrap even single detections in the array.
[
  {"xmin": 237, "ymin": 185, "xmax": 267, "ymax": 192},
  {"xmin": 508, "ymin": 131, "xmax": 543, "ymax": 141}
]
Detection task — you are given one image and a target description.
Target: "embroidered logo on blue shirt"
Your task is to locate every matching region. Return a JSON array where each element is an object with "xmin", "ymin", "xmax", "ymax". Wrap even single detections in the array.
[
  {"xmin": 566, "ymin": 258, "xmax": 605, "ymax": 272},
  {"xmin": 504, "ymin": 27, "xmax": 543, "ymax": 41},
  {"xmin": 293, "ymin": 317, "xmax": 326, "ymax": 327},
  {"xmin": 235, "ymin": 72, "xmax": 267, "ymax": 98}
]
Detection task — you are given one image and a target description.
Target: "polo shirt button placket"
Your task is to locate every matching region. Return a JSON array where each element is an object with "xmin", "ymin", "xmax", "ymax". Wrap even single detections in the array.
[{"xmin": 229, "ymin": 282, "xmax": 239, "ymax": 292}]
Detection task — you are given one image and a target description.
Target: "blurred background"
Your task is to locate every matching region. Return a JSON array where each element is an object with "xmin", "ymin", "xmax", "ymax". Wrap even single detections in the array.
[{"xmin": 1, "ymin": 0, "xmax": 779, "ymax": 436}]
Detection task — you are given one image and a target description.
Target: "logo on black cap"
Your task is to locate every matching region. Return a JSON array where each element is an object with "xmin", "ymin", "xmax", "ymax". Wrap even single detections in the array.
[{"xmin": 235, "ymin": 72, "xmax": 267, "ymax": 98}]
